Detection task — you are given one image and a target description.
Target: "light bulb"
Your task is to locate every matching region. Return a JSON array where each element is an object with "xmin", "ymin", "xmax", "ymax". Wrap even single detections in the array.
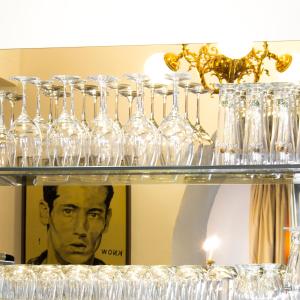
[
  {"xmin": 144, "ymin": 52, "xmax": 170, "ymax": 84},
  {"xmin": 217, "ymin": 39, "xmax": 253, "ymax": 59}
]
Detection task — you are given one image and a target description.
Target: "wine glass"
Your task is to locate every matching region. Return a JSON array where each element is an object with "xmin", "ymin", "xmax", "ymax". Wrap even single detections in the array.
[
  {"xmin": 30, "ymin": 79, "xmax": 53, "ymax": 166},
  {"xmin": 74, "ymin": 81, "xmax": 92, "ymax": 166},
  {"xmin": 88, "ymin": 75, "xmax": 123, "ymax": 166},
  {"xmin": 145, "ymin": 82, "xmax": 166, "ymax": 127},
  {"xmin": 109, "ymin": 82, "xmax": 130, "ymax": 130},
  {"xmin": 158, "ymin": 72, "xmax": 194, "ymax": 166},
  {"xmin": 47, "ymin": 75, "xmax": 82, "ymax": 166},
  {"xmin": 189, "ymin": 83, "xmax": 213, "ymax": 165},
  {"xmin": 123, "ymin": 73, "xmax": 160, "ymax": 166},
  {"xmin": 0, "ymin": 91, "xmax": 15, "ymax": 166},
  {"xmin": 9, "ymin": 76, "xmax": 42, "ymax": 167},
  {"xmin": 179, "ymin": 80, "xmax": 194, "ymax": 127}
]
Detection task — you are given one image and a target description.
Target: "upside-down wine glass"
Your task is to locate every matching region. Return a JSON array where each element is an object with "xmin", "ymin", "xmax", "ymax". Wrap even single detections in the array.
[
  {"xmin": 123, "ymin": 73, "xmax": 160, "ymax": 166},
  {"xmin": 189, "ymin": 83, "xmax": 213, "ymax": 165},
  {"xmin": 158, "ymin": 72, "xmax": 194, "ymax": 166},
  {"xmin": 109, "ymin": 82, "xmax": 130, "ymax": 130},
  {"xmin": 48, "ymin": 75, "xmax": 82, "ymax": 166},
  {"xmin": 9, "ymin": 76, "xmax": 42, "ymax": 167},
  {"xmin": 74, "ymin": 81, "xmax": 92, "ymax": 166},
  {"xmin": 88, "ymin": 75, "xmax": 123, "ymax": 166},
  {"xmin": 30, "ymin": 79, "xmax": 53, "ymax": 166},
  {"xmin": 0, "ymin": 91, "xmax": 15, "ymax": 166}
]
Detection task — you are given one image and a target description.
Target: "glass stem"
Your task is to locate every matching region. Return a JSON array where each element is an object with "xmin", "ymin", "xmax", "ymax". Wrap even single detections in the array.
[
  {"xmin": 172, "ymin": 79, "xmax": 179, "ymax": 113},
  {"xmin": 114, "ymin": 90, "xmax": 119, "ymax": 121},
  {"xmin": 163, "ymin": 94, "xmax": 167, "ymax": 119},
  {"xmin": 196, "ymin": 93, "xmax": 201, "ymax": 125},
  {"xmin": 54, "ymin": 95, "xmax": 58, "ymax": 120},
  {"xmin": 10, "ymin": 101, "xmax": 14, "ymax": 128},
  {"xmin": 99, "ymin": 84, "xmax": 107, "ymax": 116},
  {"xmin": 93, "ymin": 93, "xmax": 97, "ymax": 119},
  {"xmin": 136, "ymin": 80, "xmax": 144, "ymax": 114},
  {"xmin": 62, "ymin": 82, "xmax": 67, "ymax": 114},
  {"xmin": 21, "ymin": 81, "xmax": 27, "ymax": 115},
  {"xmin": 150, "ymin": 87, "xmax": 155, "ymax": 121},
  {"xmin": 49, "ymin": 95, "xmax": 53, "ymax": 123},
  {"xmin": 184, "ymin": 87, "xmax": 189, "ymax": 119},
  {"xmin": 0, "ymin": 95, "xmax": 4, "ymax": 127},
  {"xmin": 35, "ymin": 85, "xmax": 41, "ymax": 119},
  {"xmin": 128, "ymin": 97, "xmax": 132, "ymax": 119},
  {"xmin": 81, "ymin": 93, "xmax": 87, "ymax": 123},
  {"xmin": 70, "ymin": 84, "xmax": 75, "ymax": 118}
]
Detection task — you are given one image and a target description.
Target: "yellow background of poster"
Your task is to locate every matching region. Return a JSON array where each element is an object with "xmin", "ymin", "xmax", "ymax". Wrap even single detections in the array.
[{"xmin": 26, "ymin": 185, "xmax": 127, "ymax": 265}]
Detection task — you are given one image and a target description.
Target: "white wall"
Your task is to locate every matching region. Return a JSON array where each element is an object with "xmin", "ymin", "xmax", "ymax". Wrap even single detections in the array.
[{"xmin": 206, "ymin": 185, "xmax": 251, "ymax": 265}]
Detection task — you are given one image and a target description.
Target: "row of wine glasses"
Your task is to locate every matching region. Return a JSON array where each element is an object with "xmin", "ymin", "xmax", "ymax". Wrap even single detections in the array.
[
  {"xmin": 0, "ymin": 73, "xmax": 212, "ymax": 167},
  {"xmin": 214, "ymin": 82, "xmax": 300, "ymax": 165}
]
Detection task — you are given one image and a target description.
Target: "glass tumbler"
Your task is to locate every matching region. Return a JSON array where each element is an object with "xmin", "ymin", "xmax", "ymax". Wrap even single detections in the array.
[
  {"xmin": 214, "ymin": 84, "xmax": 241, "ymax": 165},
  {"xmin": 242, "ymin": 84, "xmax": 269, "ymax": 165}
]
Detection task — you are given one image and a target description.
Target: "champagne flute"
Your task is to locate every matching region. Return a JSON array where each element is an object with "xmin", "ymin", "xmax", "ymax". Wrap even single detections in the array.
[{"xmin": 9, "ymin": 76, "xmax": 42, "ymax": 167}]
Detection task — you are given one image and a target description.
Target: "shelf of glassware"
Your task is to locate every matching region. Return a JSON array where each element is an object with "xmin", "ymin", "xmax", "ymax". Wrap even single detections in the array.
[{"xmin": 0, "ymin": 164, "xmax": 299, "ymax": 186}]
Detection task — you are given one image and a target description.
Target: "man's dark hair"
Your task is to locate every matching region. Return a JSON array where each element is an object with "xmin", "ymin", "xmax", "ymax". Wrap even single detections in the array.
[{"xmin": 43, "ymin": 185, "xmax": 114, "ymax": 214}]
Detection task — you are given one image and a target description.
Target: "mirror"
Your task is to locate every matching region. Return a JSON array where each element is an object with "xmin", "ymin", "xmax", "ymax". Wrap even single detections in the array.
[{"xmin": 0, "ymin": 40, "xmax": 295, "ymax": 266}]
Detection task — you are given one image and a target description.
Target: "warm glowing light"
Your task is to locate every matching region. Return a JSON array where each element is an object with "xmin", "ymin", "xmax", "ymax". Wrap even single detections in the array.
[
  {"xmin": 144, "ymin": 52, "xmax": 170, "ymax": 84},
  {"xmin": 202, "ymin": 235, "xmax": 221, "ymax": 260},
  {"xmin": 217, "ymin": 39, "xmax": 253, "ymax": 59}
]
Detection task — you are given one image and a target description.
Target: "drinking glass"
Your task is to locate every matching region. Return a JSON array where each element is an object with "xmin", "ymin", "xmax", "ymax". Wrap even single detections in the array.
[
  {"xmin": 179, "ymin": 80, "xmax": 194, "ymax": 127},
  {"xmin": 270, "ymin": 83, "xmax": 295, "ymax": 164},
  {"xmin": 47, "ymin": 75, "xmax": 83, "ymax": 166},
  {"xmin": 74, "ymin": 81, "xmax": 93, "ymax": 166},
  {"xmin": 123, "ymin": 73, "xmax": 160, "ymax": 166},
  {"xmin": 108, "ymin": 82, "xmax": 129, "ymax": 130},
  {"xmin": 214, "ymin": 84, "xmax": 241, "ymax": 165},
  {"xmin": 242, "ymin": 84, "xmax": 269, "ymax": 165},
  {"xmin": 260, "ymin": 263, "xmax": 284, "ymax": 299},
  {"xmin": 9, "ymin": 76, "xmax": 42, "ymax": 167},
  {"xmin": 145, "ymin": 82, "xmax": 166, "ymax": 127},
  {"xmin": 189, "ymin": 83, "xmax": 213, "ymax": 165},
  {"xmin": 0, "ymin": 91, "xmax": 15, "ymax": 166},
  {"xmin": 234, "ymin": 264, "xmax": 262, "ymax": 299},
  {"xmin": 159, "ymin": 73, "xmax": 194, "ymax": 166},
  {"xmin": 88, "ymin": 75, "xmax": 123, "ymax": 166},
  {"xmin": 30, "ymin": 79, "xmax": 53, "ymax": 166}
]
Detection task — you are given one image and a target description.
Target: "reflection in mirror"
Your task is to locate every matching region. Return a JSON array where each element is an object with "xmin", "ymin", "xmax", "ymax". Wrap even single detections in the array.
[{"xmin": 0, "ymin": 40, "xmax": 296, "ymax": 267}]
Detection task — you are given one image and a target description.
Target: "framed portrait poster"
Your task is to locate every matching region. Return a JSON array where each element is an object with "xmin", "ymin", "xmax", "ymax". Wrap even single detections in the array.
[{"xmin": 23, "ymin": 185, "xmax": 130, "ymax": 265}]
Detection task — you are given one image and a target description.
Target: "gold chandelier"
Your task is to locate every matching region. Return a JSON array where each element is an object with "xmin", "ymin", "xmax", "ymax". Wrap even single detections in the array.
[{"xmin": 164, "ymin": 42, "xmax": 292, "ymax": 93}]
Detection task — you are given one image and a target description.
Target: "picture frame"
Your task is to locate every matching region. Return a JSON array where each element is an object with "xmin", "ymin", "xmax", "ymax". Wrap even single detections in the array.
[{"xmin": 21, "ymin": 184, "xmax": 131, "ymax": 265}]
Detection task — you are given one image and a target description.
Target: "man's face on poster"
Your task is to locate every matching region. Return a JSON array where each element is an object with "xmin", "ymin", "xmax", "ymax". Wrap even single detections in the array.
[{"xmin": 46, "ymin": 186, "xmax": 111, "ymax": 264}]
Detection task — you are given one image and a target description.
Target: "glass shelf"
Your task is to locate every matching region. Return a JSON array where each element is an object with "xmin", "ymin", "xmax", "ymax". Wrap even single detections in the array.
[{"xmin": 0, "ymin": 164, "xmax": 298, "ymax": 186}]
